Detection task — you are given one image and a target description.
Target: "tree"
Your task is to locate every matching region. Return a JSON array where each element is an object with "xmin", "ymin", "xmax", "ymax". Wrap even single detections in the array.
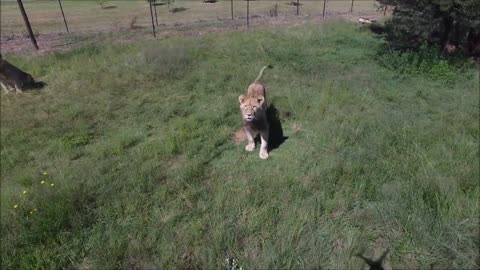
[{"xmin": 377, "ymin": 0, "xmax": 480, "ymax": 57}]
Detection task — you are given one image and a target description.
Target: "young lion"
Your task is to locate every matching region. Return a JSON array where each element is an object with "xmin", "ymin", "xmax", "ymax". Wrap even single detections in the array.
[
  {"xmin": 0, "ymin": 54, "xmax": 44, "ymax": 93},
  {"xmin": 238, "ymin": 65, "xmax": 272, "ymax": 159}
]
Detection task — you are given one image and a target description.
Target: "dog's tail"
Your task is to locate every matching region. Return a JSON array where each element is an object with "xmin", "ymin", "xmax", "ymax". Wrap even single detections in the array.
[{"xmin": 255, "ymin": 64, "xmax": 273, "ymax": 82}]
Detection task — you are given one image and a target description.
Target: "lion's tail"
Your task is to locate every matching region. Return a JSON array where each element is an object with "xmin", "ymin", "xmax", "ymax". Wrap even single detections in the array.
[{"xmin": 255, "ymin": 64, "xmax": 273, "ymax": 82}]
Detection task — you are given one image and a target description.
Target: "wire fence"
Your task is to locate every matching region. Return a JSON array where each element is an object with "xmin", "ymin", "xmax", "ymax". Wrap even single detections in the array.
[
  {"xmin": 1, "ymin": 0, "xmax": 385, "ymax": 35},
  {"xmin": 1, "ymin": 0, "xmax": 390, "ymax": 52}
]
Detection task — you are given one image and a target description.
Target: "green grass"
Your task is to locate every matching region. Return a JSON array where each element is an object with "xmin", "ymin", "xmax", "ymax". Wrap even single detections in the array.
[{"xmin": 1, "ymin": 22, "xmax": 479, "ymax": 269}]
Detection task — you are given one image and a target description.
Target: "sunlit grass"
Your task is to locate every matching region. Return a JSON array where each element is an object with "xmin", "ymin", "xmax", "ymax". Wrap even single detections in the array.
[{"xmin": 1, "ymin": 22, "xmax": 478, "ymax": 269}]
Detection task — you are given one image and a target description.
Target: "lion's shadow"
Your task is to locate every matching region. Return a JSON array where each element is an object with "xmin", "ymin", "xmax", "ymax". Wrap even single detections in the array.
[
  {"xmin": 265, "ymin": 103, "xmax": 288, "ymax": 151},
  {"xmin": 356, "ymin": 249, "xmax": 389, "ymax": 270}
]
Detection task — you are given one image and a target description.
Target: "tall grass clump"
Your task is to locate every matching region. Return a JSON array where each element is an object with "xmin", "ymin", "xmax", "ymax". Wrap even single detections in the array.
[{"xmin": 377, "ymin": 46, "xmax": 474, "ymax": 84}]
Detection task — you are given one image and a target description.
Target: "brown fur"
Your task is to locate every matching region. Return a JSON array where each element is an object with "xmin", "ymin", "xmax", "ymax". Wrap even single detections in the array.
[{"xmin": 238, "ymin": 65, "xmax": 272, "ymax": 159}]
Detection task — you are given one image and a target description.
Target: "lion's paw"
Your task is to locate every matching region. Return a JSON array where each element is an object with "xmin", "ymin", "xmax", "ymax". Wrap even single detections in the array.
[
  {"xmin": 245, "ymin": 143, "xmax": 255, "ymax": 152},
  {"xmin": 259, "ymin": 151, "xmax": 269, "ymax": 160}
]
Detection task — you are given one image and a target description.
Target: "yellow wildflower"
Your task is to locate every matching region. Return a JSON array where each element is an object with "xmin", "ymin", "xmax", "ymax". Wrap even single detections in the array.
[
  {"xmin": 33, "ymin": 208, "xmax": 38, "ymax": 212},
  {"xmin": 41, "ymin": 180, "xmax": 45, "ymax": 184},
  {"xmin": 14, "ymin": 205, "xmax": 18, "ymax": 209},
  {"xmin": 50, "ymin": 183, "xmax": 55, "ymax": 187},
  {"xmin": 23, "ymin": 190, "xmax": 27, "ymax": 195},
  {"xmin": 43, "ymin": 172, "xmax": 47, "ymax": 175},
  {"xmin": 29, "ymin": 211, "xmax": 33, "ymax": 214}
]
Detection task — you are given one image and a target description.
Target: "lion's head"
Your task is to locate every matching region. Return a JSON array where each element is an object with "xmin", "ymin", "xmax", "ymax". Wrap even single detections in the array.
[{"xmin": 239, "ymin": 95, "xmax": 265, "ymax": 122}]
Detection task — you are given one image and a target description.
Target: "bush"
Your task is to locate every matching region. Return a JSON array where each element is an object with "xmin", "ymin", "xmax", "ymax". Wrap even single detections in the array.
[
  {"xmin": 377, "ymin": 46, "xmax": 469, "ymax": 83},
  {"xmin": 377, "ymin": 0, "xmax": 480, "ymax": 58}
]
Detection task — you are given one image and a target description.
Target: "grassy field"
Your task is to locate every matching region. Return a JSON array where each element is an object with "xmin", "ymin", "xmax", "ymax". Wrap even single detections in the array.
[
  {"xmin": 1, "ymin": 0, "xmax": 379, "ymax": 34},
  {"xmin": 1, "ymin": 22, "xmax": 479, "ymax": 269}
]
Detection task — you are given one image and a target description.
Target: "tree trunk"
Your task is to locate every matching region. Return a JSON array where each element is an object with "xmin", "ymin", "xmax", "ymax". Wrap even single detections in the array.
[{"xmin": 440, "ymin": 16, "xmax": 453, "ymax": 53}]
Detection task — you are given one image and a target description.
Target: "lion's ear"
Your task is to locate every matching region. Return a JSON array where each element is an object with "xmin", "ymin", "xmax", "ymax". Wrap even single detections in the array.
[
  {"xmin": 239, "ymin": 95, "xmax": 246, "ymax": 104},
  {"xmin": 257, "ymin": 95, "xmax": 265, "ymax": 106}
]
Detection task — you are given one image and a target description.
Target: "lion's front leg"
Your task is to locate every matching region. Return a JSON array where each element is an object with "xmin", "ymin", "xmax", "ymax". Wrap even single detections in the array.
[
  {"xmin": 14, "ymin": 82, "xmax": 23, "ymax": 94},
  {"xmin": 0, "ymin": 82, "xmax": 10, "ymax": 93},
  {"xmin": 245, "ymin": 128, "xmax": 256, "ymax": 152},
  {"xmin": 259, "ymin": 129, "xmax": 269, "ymax": 159}
]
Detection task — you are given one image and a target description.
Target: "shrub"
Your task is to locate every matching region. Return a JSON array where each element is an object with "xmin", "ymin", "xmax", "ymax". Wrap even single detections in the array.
[
  {"xmin": 377, "ymin": 0, "xmax": 480, "ymax": 57},
  {"xmin": 377, "ymin": 46, "xmax": 468, "ymax": 83}
]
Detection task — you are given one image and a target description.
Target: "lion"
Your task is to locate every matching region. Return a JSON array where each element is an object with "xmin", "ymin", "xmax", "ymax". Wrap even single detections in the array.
[
  {"xmin": 238, "ymin": 65, "xmax": 272, "ymax": 159},
  {"xmin": 0, "ymin": 54, "xmax": 45, "ymax": 93}
]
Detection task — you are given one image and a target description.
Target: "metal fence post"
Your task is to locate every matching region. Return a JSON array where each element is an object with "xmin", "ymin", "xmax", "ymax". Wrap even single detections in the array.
[
  {"xmin": 246, "ymin": 0, "xmax": 249, "ymax": 28},
  {"xmin": 148, "ymin": 0, "xmax": 155, "ymax": 37},
  {"xmin": 322, "ymin": 0, "xmax": 327, "ymax": 19},
  {"xmin": 154, "ymin": 0, "xmax": 159, "ymax": 26},
  {"xmin": 57, "ymin": 0, "xmax": 69, "ymax": 33},
  {"xmin": 16, "ymin": 0, "xmax": 38, "ymax": 50}
]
